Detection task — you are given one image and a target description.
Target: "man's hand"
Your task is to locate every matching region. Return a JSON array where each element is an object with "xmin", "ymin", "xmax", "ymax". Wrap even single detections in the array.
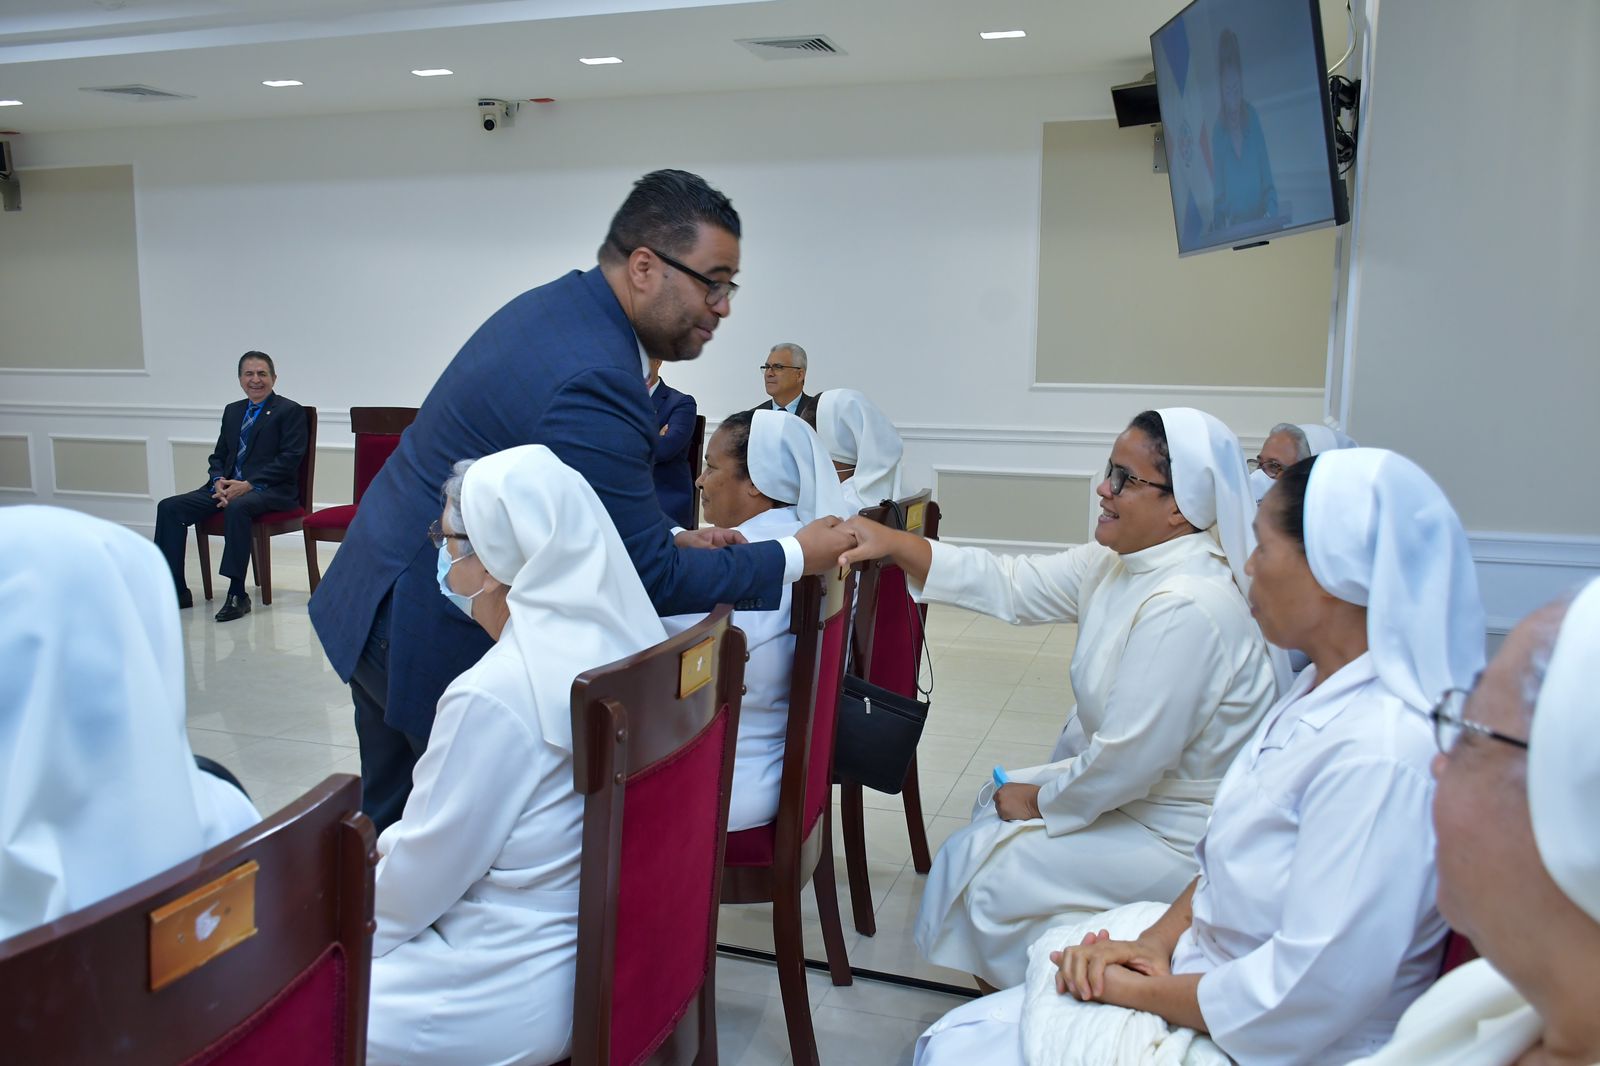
[
  {"xmin": 795, "ymin": 516, "xmax": 858, "ymax": 575},
  {"xmin": 994, "ymin": 782, "xmax": 1043, "ymax": 822},
  {"xmin": 837, "ymin": 516, "xmax": 900, "ymax": 568},
  {"xmin": 659, "ymin": 424, "xmax": 671, "ymax": 437},
  {"xmin": 676, "ymin": 527, "xmax": 748, "ymax": 549},
  {"xmin": 1051, "ymin": 928, "xmax": 1173, "ymax": 1000}
]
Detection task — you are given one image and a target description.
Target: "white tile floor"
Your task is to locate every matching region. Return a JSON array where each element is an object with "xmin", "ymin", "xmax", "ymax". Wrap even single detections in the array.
[{"xmin": 179, "ymin": 541, "xmax": 1079, "ymax": 1065}]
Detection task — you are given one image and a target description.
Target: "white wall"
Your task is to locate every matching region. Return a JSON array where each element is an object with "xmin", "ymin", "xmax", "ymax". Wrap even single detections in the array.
[
  {"xmin": 1339, "ymin": 0, "xmax": 1600, "ymax": 631},
  {"xmin": 0, "ymin": 71, "xmax": 1318, "ymax": 545}
]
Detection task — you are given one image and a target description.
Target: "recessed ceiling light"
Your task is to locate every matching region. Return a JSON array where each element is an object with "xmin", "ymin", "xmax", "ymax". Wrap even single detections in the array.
[
  {"xmin": 261, "ymin": 80, "xmax": 303, "ymax": 88},
  {"xmin": 579, "ymin": 56, "xmax": 623, "ymax": 65},
  {"xmin": 980, "ymin": 30, "xmax": 1027, "ymax": 40},
  {"xmin": 411, "ymin": 68, "xmax": 454, "ymax": 77},
  {"xmin": 0, "ymin": 100, "xmax": 22, "ymax": 107}
]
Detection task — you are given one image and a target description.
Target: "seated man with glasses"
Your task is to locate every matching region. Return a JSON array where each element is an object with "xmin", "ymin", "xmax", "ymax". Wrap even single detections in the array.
[
  {"xmin": 911, "ymin": 446, "xmax": 1484, "ymax": 1066},
  {"xmin": 747, "ymin": 342, "xmax": 817, "ymax": 421},
  {"xmin": 1353, "ymin": 578, "xmax": 1600, "ymax": 1066},
  {"xmin": 841, "ymin": 409, "xmax": 1282, "ymax": 992},
  {"xmin": 1248, "ymin": 421, "xmax": 1357, "ymax": 502}
]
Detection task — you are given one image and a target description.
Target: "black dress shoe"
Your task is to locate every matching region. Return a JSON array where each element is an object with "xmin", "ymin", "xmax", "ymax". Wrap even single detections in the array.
[
  {"xmin": 177, "ymin": 588, "xmax": 194, "ymax": 610},
  {"xmin": 215, "ymin": 592, "xmax": 252, "ymax": 622}
]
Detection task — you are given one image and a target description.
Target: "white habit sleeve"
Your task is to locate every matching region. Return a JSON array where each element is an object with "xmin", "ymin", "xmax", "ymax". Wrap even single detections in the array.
[{"xmin": 913, "ymin": 541, "xmax": 1103, "ymax": 626}]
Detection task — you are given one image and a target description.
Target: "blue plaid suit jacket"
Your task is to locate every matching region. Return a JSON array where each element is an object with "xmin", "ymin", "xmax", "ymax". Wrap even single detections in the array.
[{"xmin": 308, "ymin": 267, "xmax": 785, "ymax": 738}]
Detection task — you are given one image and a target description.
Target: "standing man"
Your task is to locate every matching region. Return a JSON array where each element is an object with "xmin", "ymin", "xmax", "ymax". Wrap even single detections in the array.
[
  {"xmin": 648, "ymin": 356, "xmax": 699, "ymax": 528},
  {"xmin": 154, "ymin": 351, "xmax": 307, "ymax": 622},
  {"xmin": 309, "ymin": 170, "xmax": 855, "ymax": 832},
  {"xmin": 748, "ymin": 342, "xmax": 817, "ymax": 421}
]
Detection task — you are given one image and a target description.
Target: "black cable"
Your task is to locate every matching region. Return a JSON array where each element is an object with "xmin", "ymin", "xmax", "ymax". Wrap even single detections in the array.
[{"xmin": 716, "ymin": 943, "xmax": 983, "ymax": 999}]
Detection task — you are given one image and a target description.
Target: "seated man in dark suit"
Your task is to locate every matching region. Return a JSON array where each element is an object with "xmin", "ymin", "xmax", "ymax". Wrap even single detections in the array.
[
  {"xmin": 747, "ymin": 342, "xmax": 817, "ymax": 421},
  {"xmin": 153, "ymin": 351, "xmax": 308, "ymax": 622},
  {"xmin": 648, "ymin": 356, "xmax": 699, "ymax": 528}
]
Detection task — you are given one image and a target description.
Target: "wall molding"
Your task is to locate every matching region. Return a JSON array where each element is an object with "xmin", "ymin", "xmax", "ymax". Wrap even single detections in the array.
[
  {"xmin": 1027, "ymin": 381, "xmax": 1323, "ymax": 399},
  {"xmin": 0, "ymin": 368, "xmax": 149, "ymax": 377}
]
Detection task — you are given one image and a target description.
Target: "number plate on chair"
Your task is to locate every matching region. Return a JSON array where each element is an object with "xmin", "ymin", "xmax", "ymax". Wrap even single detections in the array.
[
  {"xmin": 679, "ymin": 636, "xmax": 716, "ymax": 698},
  {"xmin": 148, "ymin": 860, "xmax": 259, "ymax": 991},
  {"xmin": 905, "ymin": 502, "xmax": 926, "ymax": 534}
]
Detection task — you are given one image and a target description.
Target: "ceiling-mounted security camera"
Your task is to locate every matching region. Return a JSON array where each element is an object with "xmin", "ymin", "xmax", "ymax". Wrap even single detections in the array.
[{"xmin": 477, "ymin": 99, "xmax": 515, "ymax": 132}]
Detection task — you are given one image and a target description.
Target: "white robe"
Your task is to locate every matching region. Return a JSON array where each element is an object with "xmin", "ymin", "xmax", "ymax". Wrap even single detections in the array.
[
  {"xmin": 917, "ymin": 655, "xmax": 1447, "ymax": 1066},
  {"xmin": 368, "ymin": 623, "xmax": 582, "ymax": 1066},
  {"xmin": 1346, "ymin": 960, "xmax": 1542, "ymax": 1066},
  {"xmin": 912, "ymin": 533, "xmax": 1277, "ymax": 988},
  {"xmin": 663, "ymin": 505, "xmax": 803, "ymax": 831}
]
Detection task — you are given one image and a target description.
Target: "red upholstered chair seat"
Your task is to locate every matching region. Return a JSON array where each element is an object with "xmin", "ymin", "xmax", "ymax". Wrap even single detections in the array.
[
  {"xmin": 302, "ymin": 504, "xmax": 357, "ymax": 530},
  {"xmin": 721, "ymin": 808, "xmax": 825, "ymax": 869}
]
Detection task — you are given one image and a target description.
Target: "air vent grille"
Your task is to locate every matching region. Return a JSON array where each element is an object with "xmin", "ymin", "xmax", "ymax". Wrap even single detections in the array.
[
  {"xmin": 80, "ymin": 84, "xmax": 195, "ymax": 101},
  {"xmin": 737, "ymin": 36, "xmax": 844, "ymax": 60}
]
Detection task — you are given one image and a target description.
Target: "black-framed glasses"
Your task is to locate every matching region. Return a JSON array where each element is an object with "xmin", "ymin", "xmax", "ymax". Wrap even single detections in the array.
[
  {"xmin": 1428, "ymin": 685, "xmax": 1529, "ymax": 755},
  {"xmin": 609, "ymin": 238, "xmax": 738, "ymax": 306},
  {"xmin": 1247, "ymin": 456, "xmax": 1287, "ymax": 479},
  {"xmin": 759, "ymin": 363, "xmax": 802, "ymax": 372},
  {"xmin": 427, "ymin": 518, "xmax": 470, "ymax": 552},
  {"xmin": 1104, "ymin": 461, "xmax": 1172, "ymax": 496}
]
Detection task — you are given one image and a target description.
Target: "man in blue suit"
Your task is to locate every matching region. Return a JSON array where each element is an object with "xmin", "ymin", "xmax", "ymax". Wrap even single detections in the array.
[
  {"xmin": 309, "ymin": 170, "xmax": 856, "ymax": 831},
  {"xmin": 648, "ymin": 356, "xmax": 699, "ymax": 528}
]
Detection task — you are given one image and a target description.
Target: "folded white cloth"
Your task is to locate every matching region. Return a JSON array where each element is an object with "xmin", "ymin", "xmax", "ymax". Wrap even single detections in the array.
[{"xmin": 1020, "ymin": 902, "xmax": 1231, "ymax": 1066}]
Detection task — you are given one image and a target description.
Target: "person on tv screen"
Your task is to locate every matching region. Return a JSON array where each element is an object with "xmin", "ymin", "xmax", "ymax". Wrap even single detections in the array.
[{"xmin": 1210, "ymin": 28, "xmax": 1279, "ymax": 230}]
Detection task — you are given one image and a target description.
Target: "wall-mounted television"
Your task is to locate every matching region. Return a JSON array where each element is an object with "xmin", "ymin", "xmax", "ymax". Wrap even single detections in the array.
[{"xmin": 1151, "ymin": 0, "xmax": 1348, "ymax": 256}]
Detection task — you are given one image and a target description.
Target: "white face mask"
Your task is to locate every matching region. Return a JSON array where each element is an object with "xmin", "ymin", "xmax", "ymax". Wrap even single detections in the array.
[
  {"xmin": 436, "ymin": 543, "xmax": 484, "ymax": 618},
  {"xmin": 1249, "ymin": 467, "xmax": 1276, "ymax": 503}
]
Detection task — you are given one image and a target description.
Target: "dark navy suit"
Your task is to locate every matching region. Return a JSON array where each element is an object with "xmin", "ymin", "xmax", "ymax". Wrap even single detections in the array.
[
  {"xmin": 745, "ymin": 391, "xmax": 818, "ymax": 423},
  {"xmin": 651, "ymin": 378, "xmax": 698, "ymax": 528},
  {"xmin": 308, "ymin": 267, "xmax": 785, "ymax": 830}
]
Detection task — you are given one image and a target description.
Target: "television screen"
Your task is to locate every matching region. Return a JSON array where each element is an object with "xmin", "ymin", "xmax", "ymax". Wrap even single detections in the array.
[{"xmin": 1151, "ymin": 0, "xmax": 1347, "ymax": 256}]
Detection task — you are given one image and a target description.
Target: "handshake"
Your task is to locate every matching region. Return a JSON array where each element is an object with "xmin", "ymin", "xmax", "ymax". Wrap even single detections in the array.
[{"xmin": 675, "ymin": 515, "xmax": 875, "ymax": 576}]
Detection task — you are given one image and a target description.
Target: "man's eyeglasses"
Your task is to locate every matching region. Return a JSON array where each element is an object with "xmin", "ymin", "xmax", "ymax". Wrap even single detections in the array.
[
  {"xmin": 427, "ymin": 518, "xmax": 470, "ymax": 552},
  {"xmin": 1104, "ymin": 461, "xmax": 1172, "ymax": 496},
  {"xmin": 759, "ymin": 363, "xmax": 803, "ymax": 373},
  {"xmin": 609, "ymin": 238, "xmax": 738, "ymax": 307},
  {"xmin": 1428, "ymin": 685, "xmax": 1529, "ymax": 755},
  {"xmin": 1247, "ymin": 456, "xmax": 1286, "ymax": 479}
]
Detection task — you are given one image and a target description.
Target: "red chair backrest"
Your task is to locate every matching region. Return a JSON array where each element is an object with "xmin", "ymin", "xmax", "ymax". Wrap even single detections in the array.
[
  {"xmin": 787, "ymin": 567, "xmax": 857, "ymax": 840},
  {"xmin": 348, "ymin": 407, "xmax": 417, "ymax": 504},
  {"xmin": 569, "ymin": 607, "xmax": 746, "ymax": 1066},
  {"xmin": 1439, "ymin": 930, "xmax": 1480, "ymax": 975},
  {"xmin": 864, "ymin": 492, "xmax": 940, "ymax": 700},
  {"xmin": 0, "ymin": 776, "xmax": 375, "ymax": 1064}
]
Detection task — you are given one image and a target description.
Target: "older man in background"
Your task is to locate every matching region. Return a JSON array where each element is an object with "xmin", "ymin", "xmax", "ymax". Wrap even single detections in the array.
[{"xmin": 749, "ymin": 342, "xmax": 817, "ymax": 421}]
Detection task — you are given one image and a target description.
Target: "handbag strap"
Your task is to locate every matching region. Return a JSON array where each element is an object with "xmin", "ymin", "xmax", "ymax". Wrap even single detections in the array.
[{"xmin": 874, "ymin": 496, "xmax": 934, "ymax": 702}]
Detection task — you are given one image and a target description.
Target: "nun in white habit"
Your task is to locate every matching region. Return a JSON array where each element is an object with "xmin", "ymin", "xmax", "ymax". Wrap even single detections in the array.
[
  {"xmin": 663, "ymin": 408, "xmax": 849, "ymax": 830},
  {"xmin": 1248, "ymin": 421, "xmax": 1357, "ymax": 502},
  {"xmin": 841, "ymin": 408, "xmax": 1284, "ymax": 990},
  {"xmin": 913, "ymin": 447, "xmax": 1485, "ymax": 1066},
  {"xmin": 815, "ymin": 387, "xmax": 906, "ymax": 512},
  {"xmin": 367, "ymin": 445, "xmax": 666, "ymax": 1066},
  {"xmin": 1351, "ymin": 576, "xmax": 1600, "ymax": 1066},
  {"xmin": 0, "ymin": 506, "xmax": 259, "ymax": 942}
]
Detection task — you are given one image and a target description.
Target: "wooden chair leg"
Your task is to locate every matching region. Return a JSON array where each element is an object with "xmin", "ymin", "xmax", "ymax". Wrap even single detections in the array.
[
  {"xmin": 772, "ymin": 882, "xmax": 819, "ymax": 1066},
  {"xmin": 840, "ymin": 781, "xmax": 876, "ymax": 936},
  {"xmin": 902, "ymin": 753, "xmax": 933, "ymax": 874},
  {"xmin": 305, "ymin": 533, "xmax": 323, "ymax": 594},
  {"xmin": 254, "ymin": 527, "xmax": 273, "ymax": 605},
  {"xmin": 811, "ymin": 824, "xmax": 854, "ymax": 987},
  {"xmin": 196, "ymin": 529, "xmax": 214, "ymax": 602}
]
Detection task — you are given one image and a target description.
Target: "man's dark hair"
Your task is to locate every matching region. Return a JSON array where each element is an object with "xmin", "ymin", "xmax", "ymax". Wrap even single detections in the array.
[
  {"xmin": 1127, "ymin": 410, "xmax": 1173, "ymax": 487},
  {"xmin": 1267, "ymin": 455, "xmax": 1318, "ymax": 552},
  {"xmin": 238, "ymin": 350, "xmax": 275, "ymax": 376},
  {"xmin": 598, "ymin": 170, "xmax": 741, "ymax": 264},
  {"xmin": 716, "ymin": 409, "xmax": 755, "ymax": 482}
]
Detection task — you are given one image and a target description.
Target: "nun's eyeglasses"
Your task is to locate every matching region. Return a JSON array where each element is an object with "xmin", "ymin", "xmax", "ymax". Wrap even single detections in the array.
[
  {"xmin": 1104, "ymin": 461, "xmax": 1173, "ymax": 496},
  {"xmin": 1248, "ymin": 456, "xmax": 1287, "ymax": 478},
  {"xmin": 427, "ymin": 519, "xmax": 470, "ymax": 551},
  {"xmin": 1428, "ymin": 685, "xmax": 1529, "ymax": 755}
]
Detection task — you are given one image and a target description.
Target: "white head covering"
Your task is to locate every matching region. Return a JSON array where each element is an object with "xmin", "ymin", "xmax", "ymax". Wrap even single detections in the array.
[
  {"xmin": 747, "ymin": 409, "xmax": 851, "ymax": 522},
  {"xmin": 1303, "ymin": 449, "xmax": 1485, "ymax": 711},
  {"xmin": 816, "ymin": 389, "xmax": 904, "ymax": 507},
  {"xmin": 459, "ymin": 446, "xmax": 666, "ymax": 753},
  {"xmin": 1297, "ymin": 423, "xmax": 1357, "ymax": 455},
  {"xmin": 0, "ymin": 506, "xmax": 259, "ymax": 940},
  {"xmin": 1529, "ymin": 576, "xmax": 1600, "ymax": 924}
]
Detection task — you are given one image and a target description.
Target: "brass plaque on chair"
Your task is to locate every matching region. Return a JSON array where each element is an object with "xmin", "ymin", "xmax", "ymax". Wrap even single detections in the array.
[
  {"xmin": 905, "ymin": 502, "xmax": 926, "ymax": 534},
  {"xmin": 824, "ymin": 566, "xmax": 848, "ymax": 620},
  {"xmin": 679, "ymin": 636, "xmax": 716, "ymax": 699},
  {"xmin": 149, "ymin": 860, "xmax": 259, "ymax": 991}
]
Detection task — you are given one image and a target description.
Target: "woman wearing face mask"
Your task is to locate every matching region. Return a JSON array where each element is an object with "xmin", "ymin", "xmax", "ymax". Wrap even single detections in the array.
[{"xmin": 366, "ymin": 446, "xmax": 667, "ymax": 1066}]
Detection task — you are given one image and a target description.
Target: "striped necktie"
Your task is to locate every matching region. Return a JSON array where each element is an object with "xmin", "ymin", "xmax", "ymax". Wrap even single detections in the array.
[{"xmin": 234, "ymin": 402, "xmax": 264, "ymax": 478}]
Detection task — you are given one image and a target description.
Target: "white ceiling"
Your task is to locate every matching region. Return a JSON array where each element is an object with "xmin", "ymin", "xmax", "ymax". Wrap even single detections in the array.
[{"xmin": 0, "ymin": 0, "xmax": 1348, "ymax": 135}]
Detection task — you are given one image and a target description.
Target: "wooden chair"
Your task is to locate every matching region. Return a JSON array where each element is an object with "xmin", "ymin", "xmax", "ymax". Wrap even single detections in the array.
[
  {"xmin": 196, "ymin": 405, "xmax": 318, "ymax": 606},
  {"xmin": 0, "ymin": 775, "xmax": 376, "ymax": 1064},
  {"xmin": 838, "ymin": 490, "xmax": 942, "ymax": 936},
  {"xmin": 561, "ymin": 606, "xmax": 747, "ymax": 1066},
  {"xmin": 720, "ymin": 567, "xmax": 857, "ymax": 1066},
  {"xmin": 303, "ymin": 406, "xmax": 417, "ymax": 592},
  {"xmin": 687, "ymin": 414, "xmax": 707, "ymax": 528}
]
